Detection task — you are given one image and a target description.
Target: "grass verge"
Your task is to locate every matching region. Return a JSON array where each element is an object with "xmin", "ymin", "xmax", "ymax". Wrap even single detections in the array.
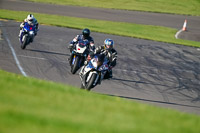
[
  {"xmin": 0, "ymin": 9, "xmax": 200, "ymax": 47},
  {"xmin": 0, "ymin": 69, "xmax": 200, "ymax": 133},
  {"xmin": 26, "ymin": 0, "xmax": 200, "ymax": 16}
]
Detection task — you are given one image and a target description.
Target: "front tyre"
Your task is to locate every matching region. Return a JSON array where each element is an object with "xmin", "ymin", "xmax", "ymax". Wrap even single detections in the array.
[
  {"xmin": 21, "ymin": 35, "xmax": 27, "ymax": 49},
  {"xmin": 71, "ymin": 56, "xmax": 80, "ymax": 74},
  {"xmin": 86, "ymin": 73, "xmax": 97, "ymax": 91}
]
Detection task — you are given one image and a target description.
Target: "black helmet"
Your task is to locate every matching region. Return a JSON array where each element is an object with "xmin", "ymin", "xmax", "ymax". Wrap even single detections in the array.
[{"xmin": 82, "ymin": 28, "xmax": 90, "ymax": 38}]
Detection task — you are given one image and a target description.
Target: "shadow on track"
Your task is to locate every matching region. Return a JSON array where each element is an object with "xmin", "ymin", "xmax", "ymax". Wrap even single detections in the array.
[
  {"xmin": 106, "ymin": 93, "xmax": 200, "ymax": 109},
  {"xmin": 26, "ymin": 49, "xmax": 70, "ymax": 56}
]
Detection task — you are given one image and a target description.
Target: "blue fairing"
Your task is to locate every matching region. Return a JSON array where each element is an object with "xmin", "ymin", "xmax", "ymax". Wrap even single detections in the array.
[
  {"xmin": 23, "ymin": 22, "xmax": 35, "ymax": 32},
  {"xmin": 87, "ymin": 55, "xmax": 98, "ymax": 69},
  {"xmin": 87, "ymin": 61, "xmax": 94, "ymax": 69},
  {"xmin": 20, "ymin": 22, "xmax": 35, "ymax": 42}
]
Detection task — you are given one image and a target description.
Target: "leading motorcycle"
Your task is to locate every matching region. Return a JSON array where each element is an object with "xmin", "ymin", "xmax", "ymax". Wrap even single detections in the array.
[
  {"xmin": 79, "ymin": 54, "xmax": 109, "ymax": 90},
  {"xmin": 19, "ymin": 22, "xmax": 35, "ymax": 49}
]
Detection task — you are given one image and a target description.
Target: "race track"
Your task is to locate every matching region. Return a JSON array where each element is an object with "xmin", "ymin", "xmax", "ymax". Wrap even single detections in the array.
[
  {"xmin": 1, "ymin": 0, "xmax": 200, "ymax": 115},
  {"xmin": 1, "ymin": 20, "xmax": 200, "ymax": 115}
]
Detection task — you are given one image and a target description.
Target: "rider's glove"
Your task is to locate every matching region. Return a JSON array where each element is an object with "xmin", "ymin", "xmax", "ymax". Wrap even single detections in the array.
[
  {"xmin": 84, "ymin": 60, "xmax": 88, "ymax": 66},
  {"xmin": 89, "ymin": 51, "xmax": 94, "ymax": 56},
  {"xmin": 68, "ymin": 44, "xmax": 74, "ymax": 52},
  {"xmin": 89, "ymin": 51, "xmax": 94, "ymax": 57},
  {"xmin": 68, "ymin": 44, "xmax": 73, "ymax": 49},
  {"xmin": 109, "ymin": 65, "xmax": 113, "ymax": 70}
]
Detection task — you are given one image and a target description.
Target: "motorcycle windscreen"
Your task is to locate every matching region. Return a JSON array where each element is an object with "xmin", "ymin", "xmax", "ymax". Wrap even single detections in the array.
[
  {"xmin": 78, "ymin": 40, "xmax": 88, "ymax": 48},
  {"xmin": 24, "ymin": 22, "xmax": 35, "ymax": 31}
]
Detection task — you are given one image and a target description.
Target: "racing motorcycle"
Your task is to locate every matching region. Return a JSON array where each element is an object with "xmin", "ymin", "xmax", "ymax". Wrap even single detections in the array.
[
  {"xmin": 19, "ymin": 22, "xmax": 35, "ymax": 49},
  {"xmin": 70, "ymin": 40, "xmax": 89, "ymax": 74},
  {"xmin": 79, "ymin": 54, "xmax": 109, "ymax": 90}
]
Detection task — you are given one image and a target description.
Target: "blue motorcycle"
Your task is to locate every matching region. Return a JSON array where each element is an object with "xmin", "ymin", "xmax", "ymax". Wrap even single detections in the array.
[{"xmin": 19, "ymin": 22, "xmax": 36, "ymax": 49}]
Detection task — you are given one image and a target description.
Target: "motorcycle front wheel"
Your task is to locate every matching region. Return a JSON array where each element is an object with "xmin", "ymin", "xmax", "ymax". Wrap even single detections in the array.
[
  {"xmin": 86, "ymin": 73, "xmax": 97, "ymax": 91},
  {"xmin": 21, "ymin": 36, "xmax": 28, "ymax": 49},
  {"xmin": 71, "ymin": 56, "xmax": 80, "ymax": 74}
]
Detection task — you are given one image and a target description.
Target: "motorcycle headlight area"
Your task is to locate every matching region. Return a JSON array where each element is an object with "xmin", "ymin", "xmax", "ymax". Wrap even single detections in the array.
[{"xmin": 29, "ymin": 31, "xmax": 34, "ymax": 35}]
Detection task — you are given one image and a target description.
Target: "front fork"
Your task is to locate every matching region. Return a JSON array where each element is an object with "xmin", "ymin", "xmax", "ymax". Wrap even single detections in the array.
[{"xmin": 72, "ymin": 55, "xmax": 76, "ymax": 65}]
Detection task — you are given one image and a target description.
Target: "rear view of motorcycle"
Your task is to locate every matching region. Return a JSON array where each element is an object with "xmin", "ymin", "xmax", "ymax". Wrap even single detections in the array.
[
  {"xmin": 79, "ymin": 54, "xmax": 109, "ymax": 90},
  {"xmin": 70, "ymin": 41, "xmax": 89, "ymax": 74},
  {"xmin": 19, "ymin": 22, "xmax": 35, "ymax": 49}
]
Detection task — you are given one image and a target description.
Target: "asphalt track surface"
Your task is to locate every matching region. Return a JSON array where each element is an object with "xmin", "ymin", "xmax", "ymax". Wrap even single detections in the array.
[{"xmin": 0, "ymin": 0, "xmax": 200, "ymax": 115}]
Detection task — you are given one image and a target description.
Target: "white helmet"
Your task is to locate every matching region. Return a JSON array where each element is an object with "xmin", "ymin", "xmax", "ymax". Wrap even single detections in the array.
[{"xmin": 27, "ymin": 14, "xmax": 34, "ymax": 25}]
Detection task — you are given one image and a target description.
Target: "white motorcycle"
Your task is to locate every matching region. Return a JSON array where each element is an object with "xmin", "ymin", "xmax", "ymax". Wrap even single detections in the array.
[
  {"xmin": 70, "ymin": 40, "xmax": 89, "ymax": 74},
  {"xmin": 79, "ymin": 54, "xmax": 109, "ymax": 90}
]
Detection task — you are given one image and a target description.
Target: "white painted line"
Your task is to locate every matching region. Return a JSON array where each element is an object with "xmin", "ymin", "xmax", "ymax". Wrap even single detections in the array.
[
  {"xmin": 0, "ymin": 22, "xmax": 27, "ymax": 77},
  {"xmin": 175, "ymin": 29, "xmax": 183, "ymax": 39}
]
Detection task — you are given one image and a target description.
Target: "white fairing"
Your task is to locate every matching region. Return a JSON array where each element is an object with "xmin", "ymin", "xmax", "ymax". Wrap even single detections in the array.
[
  {"xmin": 79, "ymin": 58, "xmax": 98, "ymax": 87},
  {"xmin": 81, "ymin": 58, "xmax": 95, "ymax": 74},
  {"xmin": 74, "ymin": 44, "xmax": 87, "ymax": 54},
  {"xmin": 86, "ymin": 71, "xmax": 98, "ymax": 83},
  {"xmin": 80, "ymin": 56, "xmax": 109, "ymax": 88}
]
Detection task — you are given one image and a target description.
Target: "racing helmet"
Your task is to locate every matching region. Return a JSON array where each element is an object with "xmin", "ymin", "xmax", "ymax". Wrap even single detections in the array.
[
  {"xmin": 82, "ymin": 28, "xmax": 90, "ymax": 39},
  {"xmin": 27, "ymin": 14, "xmax": 34, "ymax": 25},
  {"xmin": 104, "ymin": 39, "xmax": 114, "ymax": 50}
]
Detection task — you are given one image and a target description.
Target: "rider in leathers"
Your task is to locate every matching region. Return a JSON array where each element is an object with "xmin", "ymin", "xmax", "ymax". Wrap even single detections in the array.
[
  {"xmin": 19, "ymin": 14, "xmax": 39, "ymax": 38},
  {"xmin": 90, "ymin": 39, "xmax": 117, "ymax": 79},
  {"xmin": 68, "ymin": 28, "xmax": 95, "ymax": 65}
]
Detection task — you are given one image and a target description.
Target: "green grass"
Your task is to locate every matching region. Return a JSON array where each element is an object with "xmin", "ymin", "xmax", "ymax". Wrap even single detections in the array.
[
  {"xmin": 26, "ymin": 0, "xmax": 200, "ymax": 16},
  {"xmin": 1, "ymin": 9, "xmax": 200, "ymax": 48},
  {"xmin": 0, "ymin": 69, "xmax": 200, "ymax": 133}
]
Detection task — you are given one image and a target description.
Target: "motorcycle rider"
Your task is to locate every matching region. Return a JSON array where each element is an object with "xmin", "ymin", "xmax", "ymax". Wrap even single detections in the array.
[
  {"xmin": 68, "ymin": 28, "xmax": 95, "ymax": 65},
  {"xmin": 18, "ymin": 14, "xmax": 39, "ymax": 39},
  {"xmin": 89, "ymin": 38, "xmax": 117, "ymax": 79}
]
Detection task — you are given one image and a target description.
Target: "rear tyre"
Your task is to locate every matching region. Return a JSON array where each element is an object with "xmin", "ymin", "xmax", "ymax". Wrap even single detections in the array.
[
  {"xmin": 71, "ymin": 56, "xmax": 80, "ymax": 74},
  {"xmin": 86, "ymin": 73, "xmax": 97, "ymax": 91}
]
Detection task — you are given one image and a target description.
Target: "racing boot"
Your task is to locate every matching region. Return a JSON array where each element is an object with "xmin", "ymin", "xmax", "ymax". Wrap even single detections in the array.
[
  {"xmin": 108, "ymin": 70, "xmax": 113, "ymax": 79},
  {"xmin": 103, "ymin": 70, "xmax": 112, "ymax": 79}
]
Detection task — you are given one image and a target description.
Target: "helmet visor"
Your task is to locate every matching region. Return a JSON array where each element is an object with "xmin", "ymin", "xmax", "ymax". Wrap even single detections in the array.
[
  {"xmin": 29, "ymin": 19, "xmax": 33, "ymax": 22},
  {"xmin": 83, "ymin": 33, "xmax": 89, "ymax": 38},
  {"xmin": 106, "ymin": 44, "xmax": 113, "ymax": 49}
]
